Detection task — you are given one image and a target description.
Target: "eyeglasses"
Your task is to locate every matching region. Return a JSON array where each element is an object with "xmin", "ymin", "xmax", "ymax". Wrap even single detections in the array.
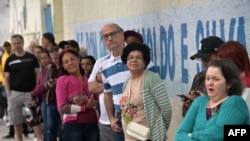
[
  {"xmin": 101, "ymin": 31, "xmax": 121, "ymax": 40},
  {"xmin": 127, "ymin": 56, "xmax": 143, "ymax": 61}
]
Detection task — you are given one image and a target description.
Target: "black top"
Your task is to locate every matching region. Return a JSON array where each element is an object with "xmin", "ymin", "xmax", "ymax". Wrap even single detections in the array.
[{"xmin": 4, "ymin": 52, "xmax": 39, "ymax": 92}]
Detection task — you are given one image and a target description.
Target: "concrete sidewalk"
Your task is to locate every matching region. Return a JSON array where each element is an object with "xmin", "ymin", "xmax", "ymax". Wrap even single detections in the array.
[{"xmin": 0, "ymin": 124, "xmax": 34, "ymax": 141}]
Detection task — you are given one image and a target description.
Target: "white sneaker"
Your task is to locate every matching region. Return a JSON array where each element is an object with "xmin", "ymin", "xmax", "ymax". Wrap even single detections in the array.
[
  {"xmin": 3, "ymin": 115, "xmax": 9, "ymax": 122},
  {"xmin": 3, "ymin": 115, "xmax": 7, "ymax": 121},
  {"xmin": 33, "ymin": 138, "xmax": 43, "ymax": 141}
]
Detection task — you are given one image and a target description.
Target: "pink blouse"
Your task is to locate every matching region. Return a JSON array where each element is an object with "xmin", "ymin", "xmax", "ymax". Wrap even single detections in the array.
[{"xmin": 56, "ymin": 74, "xmax": 99, "ymax": 124}]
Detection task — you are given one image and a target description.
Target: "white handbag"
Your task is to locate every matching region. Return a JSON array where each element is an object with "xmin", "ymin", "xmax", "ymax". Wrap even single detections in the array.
[
  {"xmin": 126, "ymin": 121, "xmax": 151, "ymax": 141},
  {"xmin": 125, "ymin": 78, "xmax": 159, "ymax": 140}
]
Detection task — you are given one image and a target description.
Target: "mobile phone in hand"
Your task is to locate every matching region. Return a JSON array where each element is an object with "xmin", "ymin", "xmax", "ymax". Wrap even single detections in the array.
[
  {"xmin": 49, "ymin": 79, "xmax": 55, "ymax": 82},
  {"xmin": 176, "ymin": 94, "xmax": 193, "ymax": 102}
]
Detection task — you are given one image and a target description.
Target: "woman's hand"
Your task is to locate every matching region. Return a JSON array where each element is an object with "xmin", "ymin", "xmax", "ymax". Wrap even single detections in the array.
[
  {"xmin": 85, "ymin": 95, "xmax": 97, "ymax": 109},
  {"xmin": 182, "ymin": 91, "xmax": 202, "ymax": 108},
  {"xmin": 47, "ymin": 79, "xmax": 57, "ymax": 88},
  {"xmin": 72, "ymin": 95, "xmax": 87, "ymax": 106},
  {"xmin": 31, "ymin": 99, "xmax": 37, "ymax": 107}
]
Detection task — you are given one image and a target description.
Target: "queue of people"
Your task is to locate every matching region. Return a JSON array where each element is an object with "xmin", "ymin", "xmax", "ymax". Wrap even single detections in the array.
[{"xmin": 0, "ymin": 22, "xmax": 249, "ymax": 141}]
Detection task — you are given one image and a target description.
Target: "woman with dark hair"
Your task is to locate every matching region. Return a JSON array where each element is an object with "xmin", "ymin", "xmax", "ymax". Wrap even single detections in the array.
[
  {"xmin": 31, "ymin": 49, "xmax": 52, "ymax": 141},
  {"xmin": 81, "ymin": 55, "xmax": 96, "ymax": 77},
  {"xmin": 176, "ymin": 59, "xmax": 249, "ymax": 141},
  {"xmin": 42, "ymin": 32, "xmax": 57, "ymax": 51},
  {"xmin": 120, "ymin": 42, "xmax": 172, "ymax": 141},
  {"xmin": 56, "ymin": 49, "xmax": 99, "ymax": 141},
  {"xmin": 218, "ymin": 40, "xmax": 250, "ymax": 119}
]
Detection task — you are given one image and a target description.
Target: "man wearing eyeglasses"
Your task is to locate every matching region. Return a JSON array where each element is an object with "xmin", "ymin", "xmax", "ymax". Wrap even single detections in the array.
[
  {"xmin": 99, "ymin": 23, "xmax": 158, "ymax": 141},
  {"xmin": 99, "ymin": 23, "xmax": 126, "ymax": 141}
]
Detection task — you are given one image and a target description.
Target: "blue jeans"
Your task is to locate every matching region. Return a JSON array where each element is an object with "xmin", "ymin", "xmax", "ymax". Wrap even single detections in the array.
[
  {"xmin": 62, "ymin": 123, "xmax": 99, "ymax": 141},
  {"xmin": 113, "ymin": 112, "xmax": 124, "ymax": 141},
  {"xmin": 41, "ymin": 100, "xmax": 48, "ymax": 141},
  {"xmin": 47, "ymin": 104, "xmax": 62, "ymax": 141},
  {"xmin": 113, "ymin": 131, "xmax": 124, "ymax": 141}
]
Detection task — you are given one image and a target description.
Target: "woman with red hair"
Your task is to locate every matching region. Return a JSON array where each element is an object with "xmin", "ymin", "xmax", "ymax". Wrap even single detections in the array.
[
  {"xmin": 218, "ymin": 41, "xmax": 250, "ymax": 112},
  {"xmin": 218, "ymin": 41, "xmax": 250, "ymax": 87}
]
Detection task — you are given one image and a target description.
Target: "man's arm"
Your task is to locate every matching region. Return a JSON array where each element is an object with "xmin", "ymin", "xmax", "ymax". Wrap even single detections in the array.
[
  {"xmin": 88, "ymin": 72, "xmax": 103, "ymax": 94},
  {"xmin": 88, "ymin": 81, "xmax": 103, "ymax": 94},
  {"xmin": 88, "ymin": 58, "xmax": 104, "ymax": 94},
  {"xmin": 4, "ymin": 72, "xmax": 10, "ymax": 95},
  {"xmin": 104, "ymin": 91, "xmax": 122, "ymax": 132},
  {"xmin": 104, "ymin": 91, "xmax": 114, "ymax": 119}
]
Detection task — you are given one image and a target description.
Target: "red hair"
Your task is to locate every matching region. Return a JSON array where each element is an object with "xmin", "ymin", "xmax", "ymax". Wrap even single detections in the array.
[{"xmin": 218, "ymin": 41, "xmax": 250, "ymax": 76}]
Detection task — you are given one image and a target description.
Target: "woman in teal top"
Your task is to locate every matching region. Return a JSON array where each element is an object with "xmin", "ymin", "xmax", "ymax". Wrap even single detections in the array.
[{"xmin": 176, "ymin": 59, "xmax": 249, "ymax": 141}]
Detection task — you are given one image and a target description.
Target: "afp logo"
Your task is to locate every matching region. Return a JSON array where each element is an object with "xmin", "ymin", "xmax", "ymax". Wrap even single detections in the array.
[{"xmin": 224, "ymin": 125, "xmax": 250, "ymax": 141}]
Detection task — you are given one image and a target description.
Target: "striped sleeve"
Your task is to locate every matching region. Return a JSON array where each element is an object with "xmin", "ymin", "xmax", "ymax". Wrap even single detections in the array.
[
  {"xmin": 143, "ymin": 71, "xmax": 172, "ymax": 140},
  {"xmin": 152, "ymin": 82, "xmax": 172, "ymax": 130}
]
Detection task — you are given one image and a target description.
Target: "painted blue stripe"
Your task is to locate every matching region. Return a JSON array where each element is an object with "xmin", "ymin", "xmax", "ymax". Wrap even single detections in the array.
[{"xmin": 148, "ymin": 65, "xmax": 160, "ymax": 73}]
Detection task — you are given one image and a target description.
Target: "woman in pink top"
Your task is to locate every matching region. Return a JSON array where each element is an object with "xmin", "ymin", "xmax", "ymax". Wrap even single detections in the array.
[{"xmin": 56, "ymin": 49, "xmax": 99, "ymax": 141}]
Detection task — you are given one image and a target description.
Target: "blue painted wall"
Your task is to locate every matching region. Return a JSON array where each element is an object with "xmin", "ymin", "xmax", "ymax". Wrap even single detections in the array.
[{"xmin": 73, "ymin": 0, "xmax": 250, "ymax": 97}]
